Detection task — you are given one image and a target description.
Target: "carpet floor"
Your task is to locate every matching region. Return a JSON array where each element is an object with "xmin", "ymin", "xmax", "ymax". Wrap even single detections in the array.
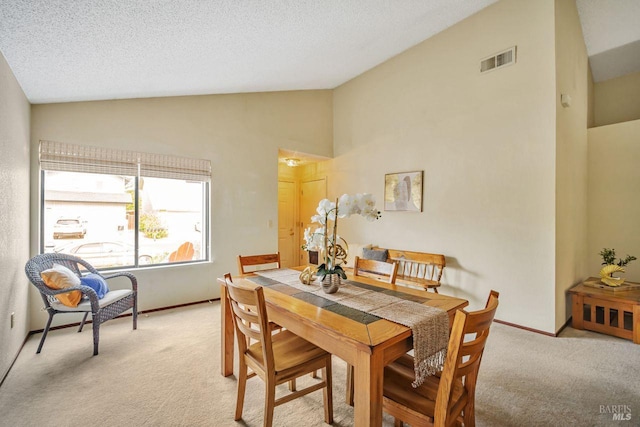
[{"xmin": 0, "ymin": 301, "xmax": 637, "ymax": 426}]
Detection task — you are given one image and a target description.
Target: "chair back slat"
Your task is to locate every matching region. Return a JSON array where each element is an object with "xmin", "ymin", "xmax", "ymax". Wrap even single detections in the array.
[
  {"xmin": 455, "ymin": 352, "xmax": 483, "ymax": 378},
  {"xmin": 230, "ymin": 304, "xmax": 262, "ymax": 342},
  {"xmin": 353, "ymin": 256, "xmax": 398, "ymax": 284},
  {"xmin": 237, "ymin": 253, "xmax": 281, "ymax": 274}
]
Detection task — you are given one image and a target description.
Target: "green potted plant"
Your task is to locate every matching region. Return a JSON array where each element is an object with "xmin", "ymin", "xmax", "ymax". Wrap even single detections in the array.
[{"xmin": 598, "ymin": 248, "xmax": 636, "ymax": 286}]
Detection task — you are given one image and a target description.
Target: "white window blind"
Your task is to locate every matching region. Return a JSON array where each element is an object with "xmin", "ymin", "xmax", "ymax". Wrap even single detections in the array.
[{"xmin": 39, "ymin": 140, "xmax": 211, "ymax": 182}]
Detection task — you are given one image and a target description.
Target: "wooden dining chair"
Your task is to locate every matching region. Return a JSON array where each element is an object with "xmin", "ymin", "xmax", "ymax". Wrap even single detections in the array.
[
  {"xmin": 237, "ymin": 254, "xmax": 308, "ymax": 389},
  {"xmin": 382, "ymin": 290, "xmax": 499, "ymax": 427},
  {"xmin": 345, "ymin": 256, "xmax": 400, "ymax": 405},
  {"xmin": 237, "ymin": 252, "xmax": 286, "ymax": 336},
  {"xmin": 237, "ymin": 252, "xmax": 281, "ymax": 275},
  {"xmin": 224, "ymin": 274, "xmax": 333, "ymax": 427},
  {"xmin": 353, "ymin": 256, "xmax": 399, "ymax": 284}
]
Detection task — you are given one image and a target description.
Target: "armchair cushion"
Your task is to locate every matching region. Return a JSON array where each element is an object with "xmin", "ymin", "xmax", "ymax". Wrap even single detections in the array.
[
  {"xmin": 40, "ymin": 264, "xmax": 82, "ymax": 307},
  {"xmin": 51, "ymin": 289, "xmax": 133, "ymax": 312},
  {"xmin": 80, "ymin": 273, "xmax": 109, "ymax": 299}
]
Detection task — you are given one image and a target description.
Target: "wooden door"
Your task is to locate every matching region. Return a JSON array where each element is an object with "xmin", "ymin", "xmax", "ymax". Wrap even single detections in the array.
[
  {"xmin": 300, "ymin": 178, "xmax": 327, "ymax": 264},
  {"xmin": 278, "ymin": 180, "xmax": 297, "ymax": 268}
]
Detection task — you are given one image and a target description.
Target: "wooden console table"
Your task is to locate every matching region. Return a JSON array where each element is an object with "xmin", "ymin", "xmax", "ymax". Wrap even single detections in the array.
[{"xmin": 568, "ymin": 278, "xmax": 640, "ymax": 344}]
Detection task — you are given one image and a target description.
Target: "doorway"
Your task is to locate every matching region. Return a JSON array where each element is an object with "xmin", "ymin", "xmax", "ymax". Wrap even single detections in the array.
[
  {"xmin": 278, "ymin": 180, "xmax": 297, "ymax": 268},
  {"xmin": 299, "ymin": 178, "xmax": 327, "ymax": 264},
  {"xmin": 277, "ymin": 151, "xmax": 328, "ymax": 267}
]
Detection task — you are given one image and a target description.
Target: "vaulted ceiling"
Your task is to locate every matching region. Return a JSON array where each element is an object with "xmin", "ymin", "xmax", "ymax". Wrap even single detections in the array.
[{"xmin": 0, "ymin": 0, "xmax": 638, "ymax": 104}]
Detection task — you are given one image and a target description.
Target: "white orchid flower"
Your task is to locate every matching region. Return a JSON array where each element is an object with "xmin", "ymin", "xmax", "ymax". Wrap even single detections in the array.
[
  {"xmin": 338, "ymin": 194, "xmax": 358, "ymax": 218},
  {"xmin": 303, "ymin": 227, "xmax": 313, "ymax": 243},
  {"xmin": 312, "ymin": 227, "xmax": 325, "ymax": 246},
  {"xmin": 362, "ymin": 209, "xmax": 380, "ymax": 221},
  {"xmin": 316, "ymin": 198, "xmax": 337, "ymax": 221},
  {"xmin": 316, "ymin": 199, "xmax": 332, "ymax": 215},
  {"xmin": 303, "ymin": 226, "xmax": 325, "ymax": 251},
  {"xmin": 309, "ymin": 193, "xmax": 380, "ymax": 277},
  {"xmin": 357, "ymin": 193, "xmax": 380, "ymax": 221}
]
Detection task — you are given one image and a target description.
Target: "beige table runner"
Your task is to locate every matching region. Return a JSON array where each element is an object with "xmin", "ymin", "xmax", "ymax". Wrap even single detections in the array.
[{"xmin": 254, "ymin": 268, "xmax": 449, "ymax": 387}]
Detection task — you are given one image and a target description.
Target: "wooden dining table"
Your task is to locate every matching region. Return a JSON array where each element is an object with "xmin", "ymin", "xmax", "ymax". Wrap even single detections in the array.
[{"xmin": 218, "ymin": 267, "xmax": 468, "ymax": 427}]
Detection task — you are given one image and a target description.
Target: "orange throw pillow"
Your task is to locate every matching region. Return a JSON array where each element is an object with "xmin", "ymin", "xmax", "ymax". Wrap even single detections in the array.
[{"xmin": 40, "ymin": 264, "xmax": 82, "ymax": 307}]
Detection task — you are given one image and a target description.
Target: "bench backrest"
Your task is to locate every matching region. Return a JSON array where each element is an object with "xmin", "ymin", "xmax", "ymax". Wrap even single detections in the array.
[{"xmin": 375, "ymin": 247, "xmax": 446, "ymax": 286}]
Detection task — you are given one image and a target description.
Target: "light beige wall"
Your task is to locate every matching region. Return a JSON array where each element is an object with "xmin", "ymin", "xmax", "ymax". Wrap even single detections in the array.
[
  {"xmin": 594, "ymin": 71, "xmax": 640, "ymax": 127},
  {"xmin": 587, "ymin": 64, "xmax": 595, "ymax": 128},
  {"xmin": 554, "ymin": 0, "xmax": 589, "ymax": 331},
  {"xmin": 0, "ymin": 51, "xmax": 31, "ymax": 379},
  {"xmin": 333, "ymin": 0, "xmax": 558, "ymax": 332},
  {"xmin": 30, "ymin": 90, "xmax": 333, "ymax": 328},
  {"xmin": 588, "ymin": 119, "xmax": 640, "ymax": 282}
]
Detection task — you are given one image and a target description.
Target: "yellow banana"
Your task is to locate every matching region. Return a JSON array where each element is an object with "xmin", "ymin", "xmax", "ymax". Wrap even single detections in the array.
[{"xmin": 599, "ymin": 264, "xmax": 625, "ymax": 287}]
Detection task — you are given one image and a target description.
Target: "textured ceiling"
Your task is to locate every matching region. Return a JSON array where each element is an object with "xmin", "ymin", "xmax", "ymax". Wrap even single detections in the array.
[{"xmin": 0, "ymin": 0, "xmax": 638, "ymax": 104}]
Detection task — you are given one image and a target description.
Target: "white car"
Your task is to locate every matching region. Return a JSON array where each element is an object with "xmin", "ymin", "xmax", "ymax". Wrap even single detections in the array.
[
  {"xmin": 54, "ymin": 241, "xmax": 152, "ymax": 268},
  {"xmin": 53, "ymin": 217, "xmax": 87, "ymax": 239}
]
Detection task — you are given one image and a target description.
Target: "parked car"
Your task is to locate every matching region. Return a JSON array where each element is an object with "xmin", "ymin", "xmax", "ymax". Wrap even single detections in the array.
[
  {"xmin": 53, "ymin": 241, "xmax": 152, "ymax": 268},
  {"xmin": 53, "ymin": 217, "xmax": 87, "ymax": 239}
]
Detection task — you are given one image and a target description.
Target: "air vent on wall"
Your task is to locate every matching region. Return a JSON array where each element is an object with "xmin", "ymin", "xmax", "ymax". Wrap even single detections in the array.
[{"xmin": 480, "ymin": 46, "xmax": 516, "ymax": 73}]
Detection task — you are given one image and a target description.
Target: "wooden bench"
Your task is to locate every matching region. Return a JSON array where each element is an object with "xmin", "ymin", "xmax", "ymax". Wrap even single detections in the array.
[{"xmin": 370, "ymin": 246, "xmax": 445, "ymax": 293}]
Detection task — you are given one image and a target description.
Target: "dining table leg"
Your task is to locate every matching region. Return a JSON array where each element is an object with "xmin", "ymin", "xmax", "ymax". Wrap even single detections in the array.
[
  {"xmin": 220, "ymin": 283, "xmax": 234, "ymax": 377},
  {"xmin": 354, "ymin": 347, "xmax": 385, "ymax": 426}
]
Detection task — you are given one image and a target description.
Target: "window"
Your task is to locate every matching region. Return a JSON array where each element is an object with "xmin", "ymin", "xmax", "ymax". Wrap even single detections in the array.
[{"xmin": 40, "ymin": 141, "xmax": 210, "ymax": 269}]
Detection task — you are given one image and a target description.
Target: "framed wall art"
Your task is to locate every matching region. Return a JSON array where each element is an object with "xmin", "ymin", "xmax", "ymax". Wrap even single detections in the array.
[{"xmin": 384, "ymin": 170, "xmax": 423, "ymax": 212}]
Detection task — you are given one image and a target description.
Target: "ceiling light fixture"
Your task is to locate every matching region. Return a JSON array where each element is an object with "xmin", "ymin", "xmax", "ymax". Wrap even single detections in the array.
[{"xmin": 285, "ymin": 158, "xmax": 300, "ymax": 167}]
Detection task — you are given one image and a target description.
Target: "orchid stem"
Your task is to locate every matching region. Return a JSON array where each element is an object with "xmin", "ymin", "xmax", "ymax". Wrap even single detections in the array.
[{"xmin": 332, "ymin": 198, "xmax": 338, "ymax": 271}]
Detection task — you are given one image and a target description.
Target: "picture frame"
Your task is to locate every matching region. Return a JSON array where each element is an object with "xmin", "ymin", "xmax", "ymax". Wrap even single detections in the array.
[{"xmin": 384, "ymin": 170, "xmax": 423, "ymax": 212}]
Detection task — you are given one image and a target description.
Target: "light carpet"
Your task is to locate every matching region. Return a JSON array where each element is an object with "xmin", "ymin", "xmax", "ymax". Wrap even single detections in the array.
[{"xmin": 0, "ymin": 301, "xmax": 638, "ymax": 426}]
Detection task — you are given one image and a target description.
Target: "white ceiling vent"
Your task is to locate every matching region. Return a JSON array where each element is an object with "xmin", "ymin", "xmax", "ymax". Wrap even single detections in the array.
[{"xmin": 480, "ymin": 46, "xmax": 516, "ymax": 73}]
